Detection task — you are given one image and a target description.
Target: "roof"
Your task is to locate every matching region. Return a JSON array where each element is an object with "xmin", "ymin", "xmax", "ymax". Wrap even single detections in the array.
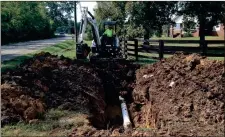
[
  {"xmin": 172, "ymin": 15, "xmax": 183, "ymax": 23},
  {"xmin": 171, "ymin": 15, "xmax": 198, "ymax": 24}
]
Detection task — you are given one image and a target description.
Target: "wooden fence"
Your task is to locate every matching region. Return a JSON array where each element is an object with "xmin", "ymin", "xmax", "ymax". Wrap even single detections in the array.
[{"xmin": 120, "ymin": 39, "xmax": 225, "ymax": 61}]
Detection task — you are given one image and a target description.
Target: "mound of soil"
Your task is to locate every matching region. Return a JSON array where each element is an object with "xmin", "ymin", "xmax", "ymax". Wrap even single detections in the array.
[
  {"xmin": 1, "ymin": 52, "xmax": 139, "ymax": 129},
  {"xmin": 1, "ymin": 52, "xmax": 106, "ymax": 127},
  {"xmin": 130, "ymin": 53, "xmax": 224, "ymax": 136}
]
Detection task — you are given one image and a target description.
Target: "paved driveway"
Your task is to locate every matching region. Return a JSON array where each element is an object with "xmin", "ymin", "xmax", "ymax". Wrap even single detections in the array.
[{"xmin": 1, "ymin": 36, "xmax": 72, "ymax": 62}]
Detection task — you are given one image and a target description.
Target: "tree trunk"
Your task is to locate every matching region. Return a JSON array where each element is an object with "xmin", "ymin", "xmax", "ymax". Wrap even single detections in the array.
[
  {"xmin": 144, "ymin": 28, "xmax": 150, "ymax": 40},
  {"xmin": 199, "ymin": 16, "xmax": 205, "ymax": 48},
  {"xmin": 167, "ymin": 25, "xmax": 170, "ymax": 37},
  {"xmin": 143, "ymin": 28, "xmax": 150, "ymax": 45},
  {"xmin": 74, "ymin": 1, "xmax": 78, "ymax": 43}
]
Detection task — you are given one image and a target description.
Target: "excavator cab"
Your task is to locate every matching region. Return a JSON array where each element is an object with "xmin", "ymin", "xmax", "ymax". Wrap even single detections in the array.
[
  {"xmin": 99, "ymin": 21, "xmax": 120, "ymax": 57},
  {"xmin": 102, "ymin": 21, "xmax": 119, "ymax": 47}
]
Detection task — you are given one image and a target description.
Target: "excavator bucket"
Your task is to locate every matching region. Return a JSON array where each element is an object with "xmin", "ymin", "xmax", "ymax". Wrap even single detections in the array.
[{"xmin": 76, "ymin": 43, "xmax": 91, "ymax": 59}]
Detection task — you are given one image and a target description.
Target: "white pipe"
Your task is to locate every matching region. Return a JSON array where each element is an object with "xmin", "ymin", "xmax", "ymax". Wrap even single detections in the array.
[{"xmin": 119, "ymin": 96, "xmax": 132, "ymax": 129}]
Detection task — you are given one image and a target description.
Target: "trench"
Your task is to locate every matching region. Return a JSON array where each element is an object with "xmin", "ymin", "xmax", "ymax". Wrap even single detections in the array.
[{"xmin": 87, "ymin": 60, "xmax": 138, "ymax": 130}]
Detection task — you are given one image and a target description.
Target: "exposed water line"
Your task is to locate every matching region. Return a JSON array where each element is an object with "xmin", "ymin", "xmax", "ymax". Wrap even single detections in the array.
[{"xmin": 119, "ymin": 96, "xmax": 132, "ymax": 129}]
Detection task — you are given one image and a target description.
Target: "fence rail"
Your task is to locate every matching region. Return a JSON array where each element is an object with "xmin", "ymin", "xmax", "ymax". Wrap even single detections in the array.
[{"xmin": 120, "ymin": 39, "xmax": 225, "ymax": 61}]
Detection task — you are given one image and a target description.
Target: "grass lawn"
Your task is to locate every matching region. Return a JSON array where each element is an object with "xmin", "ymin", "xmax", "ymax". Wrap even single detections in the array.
[
  {"xmin": 2, "ymin": 109, "xmax": 90, "ymax": 136},
  {"xmin": 151, "ymin": 36, "xmax": 224, "ymax": 40},
  {"xmin": 127, "ymin": 49, "xmax": 224, "ymax": 64},
  {"xmin": 127, "ymin": 36, "xmax": 224, "ymax": 47},
  {"xmin": 126, "ymin": 36, "xmax": 224, "ymax": 62}
]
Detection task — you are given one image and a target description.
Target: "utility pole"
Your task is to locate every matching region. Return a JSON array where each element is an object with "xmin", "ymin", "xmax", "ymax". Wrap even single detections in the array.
[
  {"xmin": 68, "ymin": 14, "xmax": 71, "ymax": 34},
  {"xmin": 74, "ymin": 1, "xmax": 78, "ymax": 43}
]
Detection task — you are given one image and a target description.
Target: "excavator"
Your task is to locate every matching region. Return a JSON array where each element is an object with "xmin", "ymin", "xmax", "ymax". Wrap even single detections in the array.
[
  {"xmin": 75, "ymin": 6, "xmax": 131, "ymax": 129},
  {"xmin": 76, "ymin": 6, "xmax": 123, "ymax": 60}
]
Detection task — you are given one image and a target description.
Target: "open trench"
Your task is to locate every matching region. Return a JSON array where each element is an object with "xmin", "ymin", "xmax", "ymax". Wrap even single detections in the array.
[{"xmin": 86, "ymin": 59, "xmax": 139, "ymax": 130}]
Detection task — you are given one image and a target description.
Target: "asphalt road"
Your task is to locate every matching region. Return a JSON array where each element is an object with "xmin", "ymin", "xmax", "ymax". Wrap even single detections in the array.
[{"xmin": 1, "ymin": 36, "xmax": 72, "ymax": 62}]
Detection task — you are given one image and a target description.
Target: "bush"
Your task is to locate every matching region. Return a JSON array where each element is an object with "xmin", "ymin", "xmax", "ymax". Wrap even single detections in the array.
[{"xmin": 1, "ymin": 2, "xmax": 54, "ymax": 44}]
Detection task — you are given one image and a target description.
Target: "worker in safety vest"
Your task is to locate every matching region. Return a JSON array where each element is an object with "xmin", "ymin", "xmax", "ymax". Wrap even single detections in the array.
[
  {"xmin": 104, "ymin": 25, "xmax": 113, "ymax": 37},
  {"xmin": 103, "ymin": 25, "xmax": 114, "ymax": 46}
]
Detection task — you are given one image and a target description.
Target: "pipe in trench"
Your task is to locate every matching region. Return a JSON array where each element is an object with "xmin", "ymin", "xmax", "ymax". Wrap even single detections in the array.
[{"xmin": 119, "ymin": 96, "xmax": 132, "ymax": 129}]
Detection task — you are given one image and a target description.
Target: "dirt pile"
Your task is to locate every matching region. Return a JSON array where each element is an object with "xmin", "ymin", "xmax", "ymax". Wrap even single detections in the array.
[
  {"xmin": 130, "ymin": 53, "xmax": 224, "ymax": 136},
  {"xmin": 1, "ymin": 52, "xmax": 139, "ymax": 129},
  {"xmin": 1, "ymin": 52, "xmax": 106, "ymax": 127}
]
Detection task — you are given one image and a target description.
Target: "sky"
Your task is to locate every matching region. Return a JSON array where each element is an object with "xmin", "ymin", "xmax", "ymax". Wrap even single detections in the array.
[{"xmin": 71, "ymin": 2, "xmax": 97, "ymax": 21}]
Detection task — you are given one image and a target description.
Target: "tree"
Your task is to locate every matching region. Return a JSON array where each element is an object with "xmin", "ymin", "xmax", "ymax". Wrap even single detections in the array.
[
  {"xmin": 182, "ymin": 16, "xmax": 197, "ymax": 35},
  {"xmin": 125, "ymin": 23, "xmax": 145, "ymax": 39},
  {"xmin": 45, "ymin": 1, "xmax": 74, "ymax": 30},
  {"xmin": 179, "ymin": 1, "xmax": 225, "ymax": 47},
  {"xmin": 125, "ymin": 1, "xmax": 178, "ymax": 40},
  {"xmin": 1, "ymin": 1, "xmax": 54, "ymax": 44},
  {"xmin": 94, "ymin": 2, "xmax": 127, "ymax": 37}
]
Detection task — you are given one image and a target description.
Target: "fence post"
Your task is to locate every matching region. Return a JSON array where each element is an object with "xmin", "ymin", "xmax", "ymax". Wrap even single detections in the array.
[
  {"xmin": 159, "ymin": 40, "xmax": 164, "ymax": 60},
  {"xmin": 201, "ymin": 40, "xmax": 207, "ymax": 56},
  {"xmin": 123, "ymin": 39, "xmax": 128, "ymax": 59},
  {"xmin": 134, "ymin": 39, "xmax": 138, "ymax": 61}
]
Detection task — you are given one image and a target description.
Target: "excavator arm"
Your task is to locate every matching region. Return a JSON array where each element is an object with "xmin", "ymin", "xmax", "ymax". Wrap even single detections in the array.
[
  {"xmin": 78, "ymin": 8, "xmax": 101, "ymax": 46},
  {"xmin": 76, "ymin": 6, "xmax": 101, "ymax": 59}
]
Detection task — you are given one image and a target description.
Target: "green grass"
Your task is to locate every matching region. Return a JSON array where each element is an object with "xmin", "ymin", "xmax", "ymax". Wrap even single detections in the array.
[
  {"xmin": 1, "ymin": 40, "xmax": 92, "ymax": 73},
  {"xmin": 126, "ymin": 36, "xmax": 224, "ymax": 62},
  {"xmin": 151, "ymin": 36, "xmax": 224, "ymax": 40},
  {"xmin": 1, "ymin": 54, "xmax": 33, "ymax": 72},
  {"xmin": 1, "ymin": 109, "xmax": 90, "ymax": 136},
  {"xmin": 127, "ymin": 36, "xmax": 224, "ymax": 47}
]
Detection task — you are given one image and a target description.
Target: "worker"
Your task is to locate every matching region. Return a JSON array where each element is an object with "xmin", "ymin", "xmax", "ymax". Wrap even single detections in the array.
[
  {"xmin": 104, "ymin": 25, "xmax": 113, "ymax": 37},
  {"xmin": 103, "ymin": 25, "xmax": 114, "ymax": 45}
]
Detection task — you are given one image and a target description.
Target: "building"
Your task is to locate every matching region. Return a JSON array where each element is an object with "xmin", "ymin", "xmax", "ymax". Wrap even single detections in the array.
[{"xmin": 170, "ymin": 15, "xmax": 224, "ymax": 38}]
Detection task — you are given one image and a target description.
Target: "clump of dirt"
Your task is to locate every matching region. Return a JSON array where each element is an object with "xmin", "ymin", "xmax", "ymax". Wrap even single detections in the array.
[
  {"xmin": 130, "ymin": 53, "xmax": 224, "ymax": 136},
  {"xmin": 1, "ymin": 83, "xmax": 45, "ymax": 125},
  {"xmin": 1, "ymin": 52, "xmax": 139, "ymax": 129}
]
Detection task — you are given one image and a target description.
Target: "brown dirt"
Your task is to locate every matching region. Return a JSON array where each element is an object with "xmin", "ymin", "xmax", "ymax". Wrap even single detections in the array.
[
  {"xmin": 130, "ymin": 53, "xmax": 224, "ymax": 136},
  {"xmin": 1, "ymin": 83, "xmax": 45, "ymax": 124},
  {"xmin": 2, "ymin": 52, "xmax": 224, "ymax": 136},
  {"xmin": 1, "ymin": 52, "xmax": 139, "ymax": 129}
]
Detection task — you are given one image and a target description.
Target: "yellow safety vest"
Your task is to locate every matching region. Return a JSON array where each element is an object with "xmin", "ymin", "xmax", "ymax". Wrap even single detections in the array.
[{"xmin": 104, "ymin": 29, "xmax": 113, "ymax": 37}]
